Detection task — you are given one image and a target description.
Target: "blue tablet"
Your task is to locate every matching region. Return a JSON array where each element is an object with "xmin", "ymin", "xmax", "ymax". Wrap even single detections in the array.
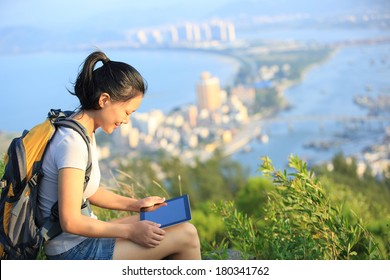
[{"xmin": 140, "ymin": 194, "xmax": 192, "ymax": 228}]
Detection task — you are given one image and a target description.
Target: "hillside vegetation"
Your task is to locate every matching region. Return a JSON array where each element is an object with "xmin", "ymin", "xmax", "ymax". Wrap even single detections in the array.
[
  {"xmin": 1, "ymin": 152, "xmax": 389, "ymax": 259},
  {"xmin": 105, "ymin": 151, "xmax": 390, "ymax": 259}
]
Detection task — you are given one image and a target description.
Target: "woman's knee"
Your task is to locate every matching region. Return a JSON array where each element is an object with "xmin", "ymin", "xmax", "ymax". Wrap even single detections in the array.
[{"xmin": 177, "ymin": 223, "xmax": 200, "ymax": 248}]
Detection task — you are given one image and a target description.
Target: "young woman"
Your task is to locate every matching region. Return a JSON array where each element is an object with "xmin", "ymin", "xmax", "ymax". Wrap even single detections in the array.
[{"xmin": 37, "ymin": 51, "xmax": 201, "ymax": 260}]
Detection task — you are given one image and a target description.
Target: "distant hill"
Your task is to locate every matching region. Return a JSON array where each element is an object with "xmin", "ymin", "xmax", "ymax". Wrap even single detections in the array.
[{"xmin": 209, "ymin": 0, "xmax": 387, "ymax": 17}]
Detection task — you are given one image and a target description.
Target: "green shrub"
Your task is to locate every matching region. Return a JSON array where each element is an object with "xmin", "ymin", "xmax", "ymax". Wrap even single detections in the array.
[
  {"xmin": 262, "ymin": 155, "xmax": 382, "ymax": 259},
  {"xmin": 207, "ymin": 155, "xmax": 382, "ymax": 259},
  {"xmin": 211, "ymin": 200, "xmax": 262, "ymax": 259}
]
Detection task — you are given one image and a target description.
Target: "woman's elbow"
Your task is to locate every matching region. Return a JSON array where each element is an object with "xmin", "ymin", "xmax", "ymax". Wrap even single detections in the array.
[{"xmin": 59, "ymin": 215, "xmax": 82, "ymax": 234}]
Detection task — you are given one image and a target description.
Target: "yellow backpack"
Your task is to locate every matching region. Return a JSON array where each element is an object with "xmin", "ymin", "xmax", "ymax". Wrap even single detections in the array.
[{"xmin": 0, "ymin": 109, "xmax": 91, "ymax": 259}]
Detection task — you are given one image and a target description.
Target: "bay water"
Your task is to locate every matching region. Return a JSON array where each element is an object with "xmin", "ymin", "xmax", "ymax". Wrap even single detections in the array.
[{"xmin": 0, "ymin": 39, "xmax": 389, "ymax": 173}]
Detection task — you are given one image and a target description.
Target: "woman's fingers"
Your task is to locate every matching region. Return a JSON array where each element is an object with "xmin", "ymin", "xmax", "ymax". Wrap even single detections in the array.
[{"xmin": 142, "ymin": 221, "xmax": 165, "ymax": 247}]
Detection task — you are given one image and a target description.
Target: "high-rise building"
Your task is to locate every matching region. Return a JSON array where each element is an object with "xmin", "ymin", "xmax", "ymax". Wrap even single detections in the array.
[
  {"xmin": 167, "ymin": 25, "xmax": 179, "ymax": 43},
  {"xmin": 177, "ymin": 22, "xmax": 195, "ymax": 42},
  {"xmin": 196, "ymin": 72, "xmax": 221, "ymax": 111},
  {"xmin": 200, "ymin": 24, "xmax": 212, "ymax": 41},
  {"xmin": 225, "ymin": 22, "xmax": 236, "ymax": 41},
  {"xmin": 210, "ymin": 20, "xmax": 236, "ymax": 42},
  {"xmin": 187, "ymin": 105, "xmax": 198, "ymax": 128}
]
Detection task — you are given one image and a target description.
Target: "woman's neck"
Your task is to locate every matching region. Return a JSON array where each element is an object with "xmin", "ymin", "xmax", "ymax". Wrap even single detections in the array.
[{"xmin": 71, "ymin": 110, "xmax": 96, "ymax": 138}]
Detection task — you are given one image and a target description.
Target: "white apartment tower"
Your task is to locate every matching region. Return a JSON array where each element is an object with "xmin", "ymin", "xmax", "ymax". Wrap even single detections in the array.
[{"xmin": 196, "ymin": 72, "xmax": 221, "ymax": 111}]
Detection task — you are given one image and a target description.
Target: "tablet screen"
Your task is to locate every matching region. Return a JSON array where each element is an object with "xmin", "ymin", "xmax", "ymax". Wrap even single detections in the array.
[{"xmin": 140, "ymin": 194, "xmax": 191, "ymax": 228}]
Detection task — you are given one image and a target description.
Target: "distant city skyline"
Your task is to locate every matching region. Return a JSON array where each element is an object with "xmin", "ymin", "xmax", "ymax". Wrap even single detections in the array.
[{"xmin": 124, "ymin": 19, "xmax": 235, "ymax": 47}]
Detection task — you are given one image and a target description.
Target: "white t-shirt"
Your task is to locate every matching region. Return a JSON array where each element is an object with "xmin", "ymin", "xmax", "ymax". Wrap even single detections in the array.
[{"xmin": 38, "ymin": 125, "xmax": 101, "ymax": 256}]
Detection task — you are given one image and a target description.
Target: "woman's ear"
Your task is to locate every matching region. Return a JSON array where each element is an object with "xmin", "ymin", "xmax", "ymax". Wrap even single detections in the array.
[{"xmin": 99, "ymin": 93, "xmax": 111, "ymax": 108}]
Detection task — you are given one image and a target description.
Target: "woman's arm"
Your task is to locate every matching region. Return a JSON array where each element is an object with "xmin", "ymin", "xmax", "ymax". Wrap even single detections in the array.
[
  {"xmin": 57, "ymin": 167, "xmax": 165, "ymax": 247},
  {"xmin": 88, "ymin": 187, "xmax": 138, "ymax": 211},
  {"xmin": 88, "ymin": 186, "xmax": 166, "ymax": 212}
]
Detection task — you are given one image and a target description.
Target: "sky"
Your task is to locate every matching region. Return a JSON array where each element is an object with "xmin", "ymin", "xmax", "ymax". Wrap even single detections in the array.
[
  {"xmin": 1, "ymin": 0, "xmax": 386, "ymax": 32},
  {"xmin": 0, "ymin": 0, "xmax": 232, "ymax": 30}
]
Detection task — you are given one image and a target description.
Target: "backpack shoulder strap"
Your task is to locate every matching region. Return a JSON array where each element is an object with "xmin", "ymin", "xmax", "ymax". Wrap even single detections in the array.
[
  {"xmin": 40, "ymin": 116, "xmax": 93, "ymax": 242},
  {"xmin": 54, "ymin": 119, "xmax": 92, "ymax": 186},
  {"xmin": 47, "ymin": 109, "xmax": 92, "ymax": 180}
]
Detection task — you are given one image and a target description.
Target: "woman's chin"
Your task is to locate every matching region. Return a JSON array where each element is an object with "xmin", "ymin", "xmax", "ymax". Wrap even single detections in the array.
[{"xmin": 103, "ymin": 127, "xmax": 116, "ymax": 134}]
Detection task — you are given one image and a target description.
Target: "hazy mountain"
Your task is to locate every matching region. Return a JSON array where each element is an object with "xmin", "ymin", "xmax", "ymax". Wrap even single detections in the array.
[{"xmin": 208, "ymin": 0, "xmax": 388, "ymax": 17}]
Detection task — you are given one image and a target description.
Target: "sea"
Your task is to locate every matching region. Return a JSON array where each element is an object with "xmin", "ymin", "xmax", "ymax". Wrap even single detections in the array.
[{"xmin": 1, "ymin": 28, "xmax": 389, "ymax": 174}]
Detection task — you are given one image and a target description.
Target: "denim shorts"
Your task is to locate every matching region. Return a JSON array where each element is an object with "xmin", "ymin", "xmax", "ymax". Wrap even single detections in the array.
[{"xmin": 47, "ymin": 238, "xmax": 116, "ymax": 260}]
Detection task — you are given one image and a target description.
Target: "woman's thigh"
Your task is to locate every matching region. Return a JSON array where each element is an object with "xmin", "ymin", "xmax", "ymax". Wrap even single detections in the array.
[{"xmin": 112, "ymin": 222, "xmax": 198, "ymax": 260}]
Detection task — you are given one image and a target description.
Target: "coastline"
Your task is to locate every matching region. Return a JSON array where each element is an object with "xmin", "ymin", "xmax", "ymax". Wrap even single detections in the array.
[{"xmin": 232, "ymin": 42, "xmax": 390, "ymax": 174}]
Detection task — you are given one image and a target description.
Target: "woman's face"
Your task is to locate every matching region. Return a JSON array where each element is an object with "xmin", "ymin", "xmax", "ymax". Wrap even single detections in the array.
[{"xmin": 97, "ymin": 93, "xmax": 143, "ymax": 134}]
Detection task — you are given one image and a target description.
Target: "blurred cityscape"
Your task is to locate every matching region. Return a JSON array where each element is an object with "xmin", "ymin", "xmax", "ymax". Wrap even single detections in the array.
[
  {"xmin": 93, "ymin": 14, "xmax": 390, "ymax": 178},
  {"xmin": 110, "ymin": 70, "xmax": 260, "ymax": 162}
]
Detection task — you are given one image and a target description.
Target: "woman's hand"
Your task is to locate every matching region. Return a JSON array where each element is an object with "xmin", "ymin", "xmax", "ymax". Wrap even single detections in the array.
[
  {"xmin": 133, "ymin": 196, "xmax": 167, "ymax": 212},
  {"xmin": 129, "ymin": 220, "xmax": 166, "ymax": 247}
]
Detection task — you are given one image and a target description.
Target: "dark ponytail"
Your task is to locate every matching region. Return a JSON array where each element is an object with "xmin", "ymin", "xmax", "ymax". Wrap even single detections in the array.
[{"xmin": 70, "ymin": 51, "xmax": 147, "ymax": 110}]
